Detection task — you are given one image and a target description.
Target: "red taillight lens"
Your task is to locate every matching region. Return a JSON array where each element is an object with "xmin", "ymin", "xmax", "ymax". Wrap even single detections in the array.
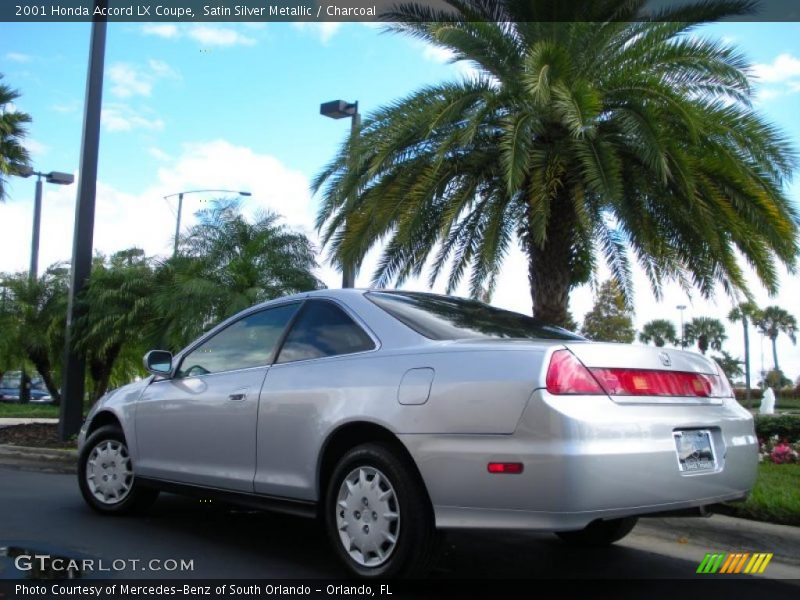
[
  {"xmin": 546, "ymin": 350, "xmax": 604, "ymax": 395},
  {"xmin": 487, "ymin": 462, "xmax": 524, "ymax": 474},
  {"xmin": 590, "ymin": 369, "xmax": 721, "ymax": 397}
]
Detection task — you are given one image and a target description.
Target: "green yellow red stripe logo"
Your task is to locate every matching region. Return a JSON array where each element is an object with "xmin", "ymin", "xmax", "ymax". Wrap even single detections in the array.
[{"xmin": 696, "ymin": 552, "xmax": 773, "ymax": 574}]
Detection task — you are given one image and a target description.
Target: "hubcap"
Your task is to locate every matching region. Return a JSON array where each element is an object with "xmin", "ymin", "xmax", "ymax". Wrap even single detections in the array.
[
  {"xmin": 335, "ymin": 466, "xmax": 400, "ymax": 567},
  {"xmin": 86, "ymin": 439, "xmax": 133, "ymax": 505}
]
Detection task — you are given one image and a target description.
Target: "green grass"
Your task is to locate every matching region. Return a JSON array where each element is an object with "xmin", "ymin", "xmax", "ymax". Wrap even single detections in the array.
[
  {"xmin": 722, "ymin": 463, "xmax": 800, "ymax": 526},
  {"xmin": 0, "ymin": 403, "xmax": 60, "ymax": 418}
]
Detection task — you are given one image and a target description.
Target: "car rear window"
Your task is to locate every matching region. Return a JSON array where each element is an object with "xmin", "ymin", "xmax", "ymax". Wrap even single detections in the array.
[{"xmin": 366, "ymin": 291, "xmax": 583, "ymax": 341}]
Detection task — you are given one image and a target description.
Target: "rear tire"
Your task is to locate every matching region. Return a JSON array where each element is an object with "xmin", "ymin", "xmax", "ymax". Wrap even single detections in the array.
[
  {"xmin": 78, "ymin": 425, "xmax": 158, "ymax": 515},
  {"xmin": 555, "ymin": 517, "xmax": 638, "ymax": 546},
  {"xmin": 324, "ymin": 442, "xmax": 438, "ymax": 578}
]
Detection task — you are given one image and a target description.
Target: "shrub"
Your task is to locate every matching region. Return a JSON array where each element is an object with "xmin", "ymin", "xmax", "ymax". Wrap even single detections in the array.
[{"xmin": 754, "ymin": 414, "xmax": 800, "ymax": 443}]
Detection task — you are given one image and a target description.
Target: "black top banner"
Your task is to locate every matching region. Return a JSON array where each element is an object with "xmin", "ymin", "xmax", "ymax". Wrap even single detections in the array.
[{"xmin": 2, "ymin": 0, "xmax": 800, "ymax": 23}]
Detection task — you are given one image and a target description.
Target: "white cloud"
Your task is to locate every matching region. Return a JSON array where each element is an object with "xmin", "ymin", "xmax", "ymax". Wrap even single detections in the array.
[
  {"xmin": 51, "ymin": 100, "xmax": 80, "ymax": 114},
  {"xmin": 4, "ymin": 52, "xmax": 32, "ymax": 63},
  {"xmin": 187, "ymin": 25, "xmax": 256, "ymax": 47},
  {"xmin": 25, "ymin": 138, "xmax": 49, "ymax": 157},
  {"xmin": 108, "ymin": 63, "xmax": 153, "ymax": 98},
  {"xmin": 102, "ymin": 104, "xmax": 165, "ymax": 132},
  {"xmin": 148, "ymin": 59, "xmax": 179, "ymax": 80},
  {"xmin": 141, "ymin": 23, "xmax": 179, "ymax": 39},
  {"xmin": 148, "ymin": 147, "xmax": 172, "ymax": 162},
  {"xmin": 416, "ymin": 41, "xmax": 482, "ymax": 79},
  {"xmin": 751, "ymin": 53, "xmax": 800, "ymax": 83},
  {"xmin": 292, "ymin": 22, "xmax": 343, "ymax": 44}
]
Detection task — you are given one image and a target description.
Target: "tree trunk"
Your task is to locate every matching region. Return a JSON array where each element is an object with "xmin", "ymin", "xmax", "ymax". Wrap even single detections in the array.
[
  {"xmin": 89, "ymin": 344, "xmax": 121, "ymax": 403},
  {"xmin": 742, "ymin": 318, "xmax": 752, "ymax": 407},
  {"xmin": 526, "ymin": 200, "xmax": 575, "ymax": 328},
  {"xmin": 771, "ymin": 336, "xmax": 780, "ymax": 373},
  {"xmin": 29, "ymin": 354, "xmax": 61, "ymax": 405}
]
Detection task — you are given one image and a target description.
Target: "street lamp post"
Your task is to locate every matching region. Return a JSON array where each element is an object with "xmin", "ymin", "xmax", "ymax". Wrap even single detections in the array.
[
  {"xmin": 17, "ymin": 167, "xmax": 75, "ymax": 280},
  {"xmin": 677, "ymin": 304, "xmax": 687, "ymax": 348},
  {"xmin": 164, "ymin": 189, "xmax": 251, "ymax": 257},
  {"xmin": 320, "ymin": 99, "xmax": 361, "ymax": 289}
]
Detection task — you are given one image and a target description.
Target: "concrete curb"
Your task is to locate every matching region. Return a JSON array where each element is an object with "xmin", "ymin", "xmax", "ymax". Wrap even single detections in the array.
[
  {"xmin": 638, "ymin": 514, "xmax": 800, "ymax": 566},
  {"xmin": 0, "ymin": 443, "xmax": 77, "ymax": 474}
]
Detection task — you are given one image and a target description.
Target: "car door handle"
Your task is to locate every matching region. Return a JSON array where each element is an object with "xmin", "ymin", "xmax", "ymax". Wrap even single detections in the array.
[{"xmin": 228, "ymin": 389, "xmax": 248, "ymax": 402}]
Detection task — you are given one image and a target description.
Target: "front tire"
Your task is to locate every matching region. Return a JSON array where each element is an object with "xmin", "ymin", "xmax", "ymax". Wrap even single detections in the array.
[
  {"xmin": 555, "ymin": 517, "xmax": 638, "ymax": 546},
  {"xmin": 78, "ymin": 425, "xmax": 158, "ymax": 515},
  {"xmin": 324, "ymin": 443, "xmax": 438, "ymax": 578}
]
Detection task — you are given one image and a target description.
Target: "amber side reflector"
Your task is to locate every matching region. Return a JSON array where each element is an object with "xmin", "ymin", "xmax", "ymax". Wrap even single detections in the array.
[{"xmin": 487, "ymin": 462, "xmax": 524, "ymax": 474}]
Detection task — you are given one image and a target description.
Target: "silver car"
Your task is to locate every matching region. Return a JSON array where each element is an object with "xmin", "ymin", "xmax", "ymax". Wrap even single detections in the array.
[{"xmin": 77, "ymin": 289, "xmax": 757, "ymax": 577}]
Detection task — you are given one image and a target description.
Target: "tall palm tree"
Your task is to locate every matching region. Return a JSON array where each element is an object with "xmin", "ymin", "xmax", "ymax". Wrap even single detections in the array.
[
  {"xmin": 755, "ymin": 306, "xmax": 797, "ymax": 372},
  {"xmin": 728, "ymin": 301, "xmax": 761, "ymax": 401},
  {"xmin": 0, "ymin": 74, "xmax": 32, "ymax": 201},
  {"xmin": 638, "ymin": 319, "xmax": 678, "ymax": 347},
  {"xmin": 684, "ymin": 317, "xmax": 727, "ymax": 355},
  {"xmin": 314, "ymin": 0, "xmax": 798, "ymax": 327}
]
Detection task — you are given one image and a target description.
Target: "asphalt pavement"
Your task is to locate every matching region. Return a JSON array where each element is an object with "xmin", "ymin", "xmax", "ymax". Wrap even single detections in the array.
[{"xmin": 1, "ymin": 467, "xmax": 798, "ymax": 583}]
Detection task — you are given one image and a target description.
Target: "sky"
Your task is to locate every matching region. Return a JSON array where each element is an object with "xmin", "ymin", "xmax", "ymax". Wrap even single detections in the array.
[{"xmin": 1, "ymin": 18, "xmax": 799, "ymax": 382}]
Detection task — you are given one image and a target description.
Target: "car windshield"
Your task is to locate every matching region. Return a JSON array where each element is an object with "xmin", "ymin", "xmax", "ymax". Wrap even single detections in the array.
[{"xmin": 366, "ymin": 291, "xmax": 583, "ymax": 341}]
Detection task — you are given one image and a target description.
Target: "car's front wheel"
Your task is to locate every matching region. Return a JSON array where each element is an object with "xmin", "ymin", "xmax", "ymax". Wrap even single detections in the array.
[
  {"xmin": 78, "ymin": 425, "xmax": 158, "ymax": 515},
  {"xmin": 555, "ymin": 517, "xmax": 638, "ymax": 546},
  {"xmin": 325, "ymin": 443, "xmax": 438, "ymax": 578}
]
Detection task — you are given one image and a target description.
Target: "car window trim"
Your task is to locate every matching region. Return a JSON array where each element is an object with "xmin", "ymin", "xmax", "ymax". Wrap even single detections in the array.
[
  {"xmin": 271, "ymin": 298, "xmax": 379, "ymax": 366},
  {"xmin": 173, "ymin": 300, "xmax": 304, "ymax": 379}
]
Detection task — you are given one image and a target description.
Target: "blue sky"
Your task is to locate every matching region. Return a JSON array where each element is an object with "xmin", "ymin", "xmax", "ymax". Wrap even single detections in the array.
[{"xmin": 1, "ymin": 20, "xmax": 799, "ymax": 380}]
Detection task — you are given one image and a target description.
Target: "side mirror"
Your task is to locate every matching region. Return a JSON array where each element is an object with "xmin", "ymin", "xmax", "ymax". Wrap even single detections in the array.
[{"xmin": 144, "ymin": 350, "xmax": 173, "ymax": 376}]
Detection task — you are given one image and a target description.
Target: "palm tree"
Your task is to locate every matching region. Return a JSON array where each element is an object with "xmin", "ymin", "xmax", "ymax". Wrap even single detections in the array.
[
  {"xmin": 74, "ymin": 249, "xmax": 157, "ymax": 402},
  {"xmin": 755, "ymin": 306, "xmax": 797, "ymax": 372},
  {"xmin": 0, "ymin": 265, "xmax": 69, "ymax": 403},
  {"xmin": 153, "ymin": 202, "xmax": 325, "ymax": 350},
  {"xmin": 728, "ymin": 301, "xmax": 761, "ymax": 402},
  {"xmin": 684, "ymin": 317, "xmax": 727, "ymax": 355},
  {"xmin": 0, "ymin": 74, "xmax": 32, "ymax": 201},
  {"xmin": 314, "ymin": 0, "xmax": 798, "ymax": 327},
  {"xmin": 638, "ymin": 319, "xmax": 678, "ymax": 347}
]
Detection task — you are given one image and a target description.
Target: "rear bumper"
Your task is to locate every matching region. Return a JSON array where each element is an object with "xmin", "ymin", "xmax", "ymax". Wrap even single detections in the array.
[{"xmin": 399, "ymin": 390, "xmax": 758, "ymax": 531}]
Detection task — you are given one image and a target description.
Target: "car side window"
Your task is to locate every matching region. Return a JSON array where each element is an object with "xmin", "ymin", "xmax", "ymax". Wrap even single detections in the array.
[
  {"xmin": 276, "ymin": 300, "xmax": 375, "ymax": 364},
  {"xmin": 176, "ymin": 303, "xmax": 300, "ymax": 378}
]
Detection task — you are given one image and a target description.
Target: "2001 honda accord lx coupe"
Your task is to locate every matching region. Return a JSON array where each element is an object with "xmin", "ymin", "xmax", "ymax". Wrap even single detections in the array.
[{"xmin": 77, "ymin": 289, "xmax": 757, "ymax": 577}]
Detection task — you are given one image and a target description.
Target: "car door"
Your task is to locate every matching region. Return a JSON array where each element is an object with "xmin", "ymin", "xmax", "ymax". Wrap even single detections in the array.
[
  {"xmin": 135, "ymin": 302, "xmax": 301, "ymax": 492},
  {"xmin": 254, "ymin": 299, "xmax": 378, "ymax": 499}
]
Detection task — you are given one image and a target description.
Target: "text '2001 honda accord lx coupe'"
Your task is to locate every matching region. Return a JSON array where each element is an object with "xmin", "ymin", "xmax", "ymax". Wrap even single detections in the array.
[{"xmin": 77, "ymin": 289, "xmax": 757, "ymax": 577}]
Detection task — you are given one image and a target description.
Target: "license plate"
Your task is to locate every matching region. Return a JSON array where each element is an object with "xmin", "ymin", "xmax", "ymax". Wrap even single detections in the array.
[{"xmin": 674, "ymin": 430, "xmax": 717, "ymax": 472}]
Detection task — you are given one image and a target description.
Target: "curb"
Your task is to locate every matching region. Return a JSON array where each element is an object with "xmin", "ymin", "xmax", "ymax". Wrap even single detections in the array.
[{"xmin": 0, "ymin": 443, "xmax": 77, "ymax": 474}]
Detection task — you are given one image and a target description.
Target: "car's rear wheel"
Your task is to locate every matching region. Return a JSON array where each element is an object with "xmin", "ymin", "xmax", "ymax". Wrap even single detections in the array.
[
  {"xmin": 555, "ymin": 517, "xmax": 638, "ymax": 546},
  {"xmin": 324, "ymin": 443, "xmax": 438, "ymax": 578},
  {"xmin": 78, "ymin": 425, "xmax": 158, "ymax": 515}
]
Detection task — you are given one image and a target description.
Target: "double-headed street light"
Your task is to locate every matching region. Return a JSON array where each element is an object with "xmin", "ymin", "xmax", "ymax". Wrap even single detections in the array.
[
  {"xmin": 164, "ymin": 189, "xmax": 251, "ymax": 257},
  {"xmin": 320, "ymin": 99, "xmax": 361, "ymax": 289},
  {"xmin": 17, "ymin": 166, "xmax": 75, "ymax": 280}
]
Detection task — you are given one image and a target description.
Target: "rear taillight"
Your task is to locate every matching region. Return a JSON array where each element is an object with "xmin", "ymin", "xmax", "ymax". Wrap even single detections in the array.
[
  {"xmin": 546, "ymin": 350, "xmax": 731, "ymax": 398},
  {"xmin": 546, "ymin": 350, "xmax": 604, "ymax": 394}
]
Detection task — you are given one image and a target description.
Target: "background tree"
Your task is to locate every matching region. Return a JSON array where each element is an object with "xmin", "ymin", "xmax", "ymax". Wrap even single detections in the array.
[
  {"xmin": 711, "ymin": 350, "xmax": 744, "ymax": 384},
  {"xmin": 683, "ymin": 317, "xmax": 727, "ymax": 355},
  {"xmin": 580, "ymin": 280, "xmax": 635, "ymax": 343},
  {"xmin": 638, "ymin": 319, "xmax": 678, "ymax": 347},
  {"xmin": 755, "ymin": 305, "xmax": 797, "ymax": 373},
  {"xmin": 728, "ymin": 300, "xmax": 761, "ymax": 401},
  {"xmin": 0, "ymin": 265, "xmax": 68, "ymax": 402},
  {"xmin": 314, "ymin": 0, "xmax": 798, "ymax": 327},
  {"xmin": 74, "ymin": 249, "xmax": 156, "ymax": 403},
  {"xmin": 0, "ymin": 74, "xmax": 32, "ymax": 201},
  {"xmin": 151, "ymin": 202, "xmax": 325, "ymax": 351}
]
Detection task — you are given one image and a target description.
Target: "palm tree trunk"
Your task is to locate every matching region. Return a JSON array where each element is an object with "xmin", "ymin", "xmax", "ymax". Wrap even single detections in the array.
[
  {"xmin": 527, "ymin": 202, "xmax": 574, "ymax": 327},
  {"xmin": 742, "ymin": 318, "xmax": 752, "ymax": 407},
  {"xmin": 29, "ymin": 354, "xmax": 61, "ymax": 405},
  {"xmin": 771, "ymin": 336, "xmax": 780, "ymax": 373}
]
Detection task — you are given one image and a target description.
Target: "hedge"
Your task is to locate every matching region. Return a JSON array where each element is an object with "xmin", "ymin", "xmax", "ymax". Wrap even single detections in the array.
[
  {"xmin": 754, "ymin": 414, "xmax": 800, "ymax": 442},
  {"xmin": 734, "ymin": 388, "xmax": 800, "ymax": 402}
]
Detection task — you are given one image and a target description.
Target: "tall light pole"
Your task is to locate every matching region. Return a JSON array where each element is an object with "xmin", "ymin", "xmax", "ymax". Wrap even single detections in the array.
[
  {"xmin": 17, "ymin": 167, "xmax": 75, "ymax": 280},
  {"xmin": 320, "ymin": 99, "xmax": 361, "ymax": 289},
  {"xmin": 677, "ymin": 304, "xmax": 687, "ymax": 348},
  {"xmin": 60, "ymin": 1, "xmax": 107, "ymax": 441},
  {"xmin": 164, "ymin": 189, "xmax": 251, "ymax": 257}
]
